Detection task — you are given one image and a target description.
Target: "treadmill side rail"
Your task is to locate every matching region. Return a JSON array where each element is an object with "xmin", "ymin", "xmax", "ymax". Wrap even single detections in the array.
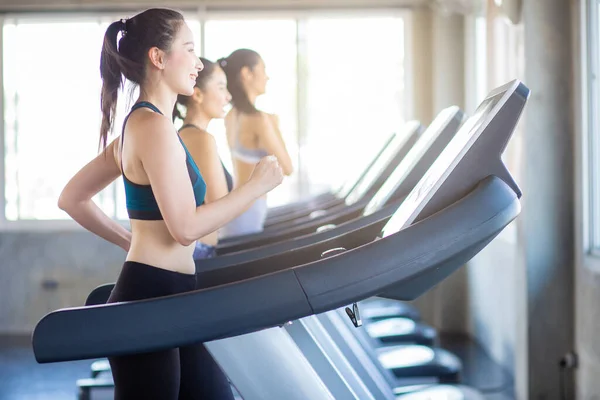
[{"xmin": 33, "ymin": 270, "xmax": 313, "ymax": 363}]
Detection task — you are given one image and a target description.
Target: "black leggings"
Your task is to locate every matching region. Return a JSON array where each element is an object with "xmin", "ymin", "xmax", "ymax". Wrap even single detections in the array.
[{"xmin": 107, "ymin": 261, "xmax": 234, "ymax": 400}]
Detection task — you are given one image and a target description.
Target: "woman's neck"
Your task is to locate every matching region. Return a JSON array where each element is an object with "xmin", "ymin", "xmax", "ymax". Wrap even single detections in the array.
[
  {"xmin": 138, "ymin": 82, "xmax": 178, "ymax": 121},
  {"xmin": 246, "ymin": 91, "xmax": 258, "ymax": 107},
  {"xmin": 184, "ymin": 107, "xmax": 211, "ymax": 131}
]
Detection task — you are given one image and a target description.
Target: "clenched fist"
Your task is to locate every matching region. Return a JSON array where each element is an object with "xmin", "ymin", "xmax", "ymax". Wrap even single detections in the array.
[{"xmin": 249, "ymin": 155, "xmax": 284, "ymax": 195}]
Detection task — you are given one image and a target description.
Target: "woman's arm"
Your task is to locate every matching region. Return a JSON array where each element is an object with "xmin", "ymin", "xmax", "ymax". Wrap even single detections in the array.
[
  {"xmin": 58, "ymin": 138, "xmax": 131, "ymax": 251},
  {"xmin": 179, "ymin": 129, "xmax": 229, "ymax": 203},
  {"xmin": 268, "ymin": 114, "xmax": 283, "ymax": 139},
  {"xmin": 254, "ymin": 112, "xmax": 294, "ymax": 176},
  {"xmin": 138, "ymin": 114, "xmax": 282, "ymax": 246}
]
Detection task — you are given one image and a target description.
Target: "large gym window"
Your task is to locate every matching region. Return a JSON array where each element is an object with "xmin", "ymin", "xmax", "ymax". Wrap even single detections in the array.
[
  {"xmin": 203, "ymin": 18, "xmax": 299, "ymax": 206},
  {"xmin": 0, "ymin": 12, "xmax": 407, "ymax": 225},
  {"xmin": 302, "ymin": 16, "xmax": 406, "ymax": 193},
  {"xmin": 2, "ymin": 20, "xmax": 110, "ymax": 222},
  {"xmin": 1, "ymin": 16, "xmax": 201, "ymax": 224}
]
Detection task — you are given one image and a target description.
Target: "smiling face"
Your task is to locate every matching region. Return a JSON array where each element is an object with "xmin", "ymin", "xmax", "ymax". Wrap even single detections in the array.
[
  {"xmin": 196, "ymin": 66, "xmax": 232, "ymax": 119},
  {"xmin": 160, "ymin": 22, "xmax": 203, "ymax": 96}
]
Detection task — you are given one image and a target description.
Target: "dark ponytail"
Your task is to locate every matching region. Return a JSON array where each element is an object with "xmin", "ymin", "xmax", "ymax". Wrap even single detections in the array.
[
  {"xmin": 99, "ymin": 20, "xmax": 125, "ymax": 150},
  {"xmin": 173, "ymin": 57, "xmax": 220, "ymax": 123},
  {"xmin": 173, "ymin": 102, "xmax": 185, "ymax": 123},
  {"xmin": 98, "ymin": 8, "xmax": 185, "ymax": 150},
  {"xmin": 218, "ymin": 49, "xmax": 261, "ymax": 114}
]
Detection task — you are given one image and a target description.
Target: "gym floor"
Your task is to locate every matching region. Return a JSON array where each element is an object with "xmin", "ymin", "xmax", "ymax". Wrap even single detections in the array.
[{"xmin": 0, "ymin": 333, "xmax": 515, "ymax": 400}]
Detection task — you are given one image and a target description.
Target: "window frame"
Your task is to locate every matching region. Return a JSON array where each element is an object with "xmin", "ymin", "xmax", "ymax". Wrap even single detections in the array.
[
  {"xmin": 464, "ymin": 13, "xmax": 487, "ymax": 116},
  {"xmin": 587, "ymin": 0, "xmax": 596, "ymax": 256},
  {"xmin": 0, "ymin": 7, "xmax": 411, "ymax": 231},
  {"xmin": 578, "ymin": 0, "xmax": 600, "ymax": 270}
]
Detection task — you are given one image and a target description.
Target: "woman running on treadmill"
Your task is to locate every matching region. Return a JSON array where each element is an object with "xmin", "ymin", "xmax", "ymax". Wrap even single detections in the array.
[
  {"xmin": 172, "ymin": 57, "xmax": 235, "ymax": 259},
  {"xmin": 218, "ymin": 49, "xmax": 294, "ymax": 237},
  {"xmin": 57, "ymin": 9, "xmax": 283, "ymax": 399}
]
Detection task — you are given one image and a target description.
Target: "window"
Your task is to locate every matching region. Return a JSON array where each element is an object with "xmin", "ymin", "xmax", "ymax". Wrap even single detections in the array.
[
  {"xmin": 303, "ymin": 16, "xmax": 406, "ymax": 193},
  {"xmin": 475, "ymin": 16, "xmax": 488, "ymax": 107},
  {"xmin": 2, "ymin": 16, "xmax": 201, "ymax": 223},
  {"xmin": 203, "ymin": 18, "xmax": 299, "ymax": 206},
  {"xmin": 3, "ymin": 20, "xmax": 109, "ymax": 221},
  {"xmin": 465, "ymin": 15, "xmax": 487, "ymax": 123},
  {"xmin": 1, "ymin": 12, "xmax": 407, "ymax": 225},
  {"xmin": 202, "ymin": 16, "xmax": 407, "ymax": 205}
]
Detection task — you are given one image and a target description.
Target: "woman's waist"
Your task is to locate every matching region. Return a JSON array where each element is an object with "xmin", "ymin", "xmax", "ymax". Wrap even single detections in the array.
[
  {"xmin": 128, "ymin": 222, "xmax": 196, "ymax": 274},
  {"xmin": 109, "ymin": 260, "xmax": 197, "ymax": 302}
]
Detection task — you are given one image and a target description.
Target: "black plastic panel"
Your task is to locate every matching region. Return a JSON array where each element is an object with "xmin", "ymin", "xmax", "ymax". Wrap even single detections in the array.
[
  {"xmin": 296, "ymin": 177, "xmax": 520, "ymax": 313},
  {"xmin": 34, "ymin": 270, "xmax": 312, "ymax": 363}
]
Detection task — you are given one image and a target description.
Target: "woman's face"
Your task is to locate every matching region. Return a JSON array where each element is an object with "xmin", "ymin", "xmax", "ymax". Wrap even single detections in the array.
[
  {"xmin": 163, "ymin": 22, "xmax": 203, "ymax": 96},
  {"xmin": 245, "ymin": 57, "xmax": 269, "ymax": 97},
  {"xmin": 197, "ymin": 66, "xmax": 232, "ymax": 119}
]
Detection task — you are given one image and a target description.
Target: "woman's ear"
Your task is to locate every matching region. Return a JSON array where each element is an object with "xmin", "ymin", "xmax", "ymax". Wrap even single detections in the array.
[
  {"xmin": 240, "ymin": 65, "xmax": 253, "ymax": 83},
  {"xmin": 148, "ymin": 47, "xmax": 167, "ymax": 70},
  {"xmin": 192, "ymin": 86, "xmax": 204, "ymax": 104}
]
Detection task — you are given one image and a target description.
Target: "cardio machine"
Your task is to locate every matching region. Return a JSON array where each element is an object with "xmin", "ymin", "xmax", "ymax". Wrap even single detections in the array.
[
  {"xmin": 84, "ymin": 105, "xmax": 468, "ymax": 390},
  {"xmin": 34, "ymin": 80, "xmax": 528, "ymax": 399}
]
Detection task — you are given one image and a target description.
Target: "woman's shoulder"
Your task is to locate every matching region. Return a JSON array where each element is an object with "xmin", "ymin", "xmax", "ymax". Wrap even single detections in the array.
[
  {"xmin": 241, "ymin": 111, "xmax": 274, "ymax": 129},
  {"xmin": 126, "ymin": 109, "xmax": 173, "ymax": 142},
  {"xmin": 180, "ymin": 126, "xmax": 217, "ymax": 148}
]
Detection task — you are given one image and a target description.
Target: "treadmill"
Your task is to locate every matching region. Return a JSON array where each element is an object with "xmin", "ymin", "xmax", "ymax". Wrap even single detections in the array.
[
  {"xmin": 87, "ymin": 105, "xmax": 464, "ymax": 339},
  {"xmin": 82, "ymin": 105, "xmax": 466, "ymax": 390},
  {"xmin": 265, "ymin": 132, "xmax": 397, "ymax": 225},
  {"xmin": 33, "ymin": 79, "xmax": 529, "ymax": 399},
  {"xmin": 217, "ymin": 121, "xmax": 422, "ymax": 248},
  {"xmin": 92, "ymin": 105, "xmax": 467, "ymax": 376},
  {"xmin": 209, "ymin": 80, "xmax": 527, "ymax": 399}
]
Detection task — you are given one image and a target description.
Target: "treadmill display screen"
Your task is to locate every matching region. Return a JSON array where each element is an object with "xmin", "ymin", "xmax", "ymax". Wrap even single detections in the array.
[
  {"xmin": 363, "ymin": 107, "xmax": 459, "ymax": 216},
  {"xmin": 381, "ymin": 90, "xmax": 508, "ymax": 238},
  {"xmin": 344, "ymin": 124, "xmax": 417, "ymax": 207}
]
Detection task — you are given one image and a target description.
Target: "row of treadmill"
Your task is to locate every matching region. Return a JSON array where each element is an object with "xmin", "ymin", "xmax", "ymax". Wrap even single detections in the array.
[{"xmin": 32, "ymin": 79, "xmax": 530, "ymax": 400}]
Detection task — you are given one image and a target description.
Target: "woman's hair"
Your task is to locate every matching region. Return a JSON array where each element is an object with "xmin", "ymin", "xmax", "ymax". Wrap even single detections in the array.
[
  {"xmin": 173, "ymin": 57, "xmax": 220, "ymax": 122},
  {"xmin": 217, "ymin": 48, "xmax": 262, "ymax": 114},
  {"xmin": 99, "ymin": 8, "xmax": 185, "ymax": 149}
]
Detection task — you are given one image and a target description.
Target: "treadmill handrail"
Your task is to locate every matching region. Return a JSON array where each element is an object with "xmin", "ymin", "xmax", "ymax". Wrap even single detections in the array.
[
  {"xmin": 217, "ymin": 198, "xmax": 370, "ymax": 253},
  {"xmin": 85, "ymin": 203, "xmax": 399, "ymax": 307},
  {"xmin": 200, "ymin": 204, "xmax": 397, "ymax": 272},
  {"xmin": 33, "ymin": 176, "xmax": 519, "ymax": 364}
]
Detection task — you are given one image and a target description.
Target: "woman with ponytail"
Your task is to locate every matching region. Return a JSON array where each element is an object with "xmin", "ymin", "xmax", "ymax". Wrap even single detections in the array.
[
  {"xmin": 57, "ymin": 8, "xmax": 283, "ymax": 399},
  {"xmin": 218, "ymin": 49, "xmax": 294, "ymax": 238},
  {"xmin": 172, "ymin": 57, "xmax": 235, "ymax": 258}
]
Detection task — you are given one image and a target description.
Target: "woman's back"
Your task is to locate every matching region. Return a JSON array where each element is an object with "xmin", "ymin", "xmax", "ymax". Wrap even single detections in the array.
[{"xmin": 225, "ymin": 109, "xmax": 269, "ymax": 188}]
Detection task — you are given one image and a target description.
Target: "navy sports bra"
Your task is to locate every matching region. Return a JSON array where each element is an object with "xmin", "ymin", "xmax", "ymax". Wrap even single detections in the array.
[
  {"xmin": 179, "ymin": 123, "xmax": 234, "ymax": 192},
  {"xmin": 121, "ymin": 102, "xmax": 207, "ymax": 220}
]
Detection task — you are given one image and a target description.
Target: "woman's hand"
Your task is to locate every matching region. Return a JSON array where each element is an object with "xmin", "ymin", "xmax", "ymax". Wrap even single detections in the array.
[{"xmin": 248, "ymin": 155, "xmax": 284, "ymax": 195}]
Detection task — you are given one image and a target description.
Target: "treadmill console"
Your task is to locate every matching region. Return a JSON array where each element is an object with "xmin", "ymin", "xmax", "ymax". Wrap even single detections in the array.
[
  {"xmin": 381, "ymin": 83, "xmax": 517, "ymax": 238},
  {"xmin": 363, "ymin": 106, "xmax": 463, "ymax": 216}
]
